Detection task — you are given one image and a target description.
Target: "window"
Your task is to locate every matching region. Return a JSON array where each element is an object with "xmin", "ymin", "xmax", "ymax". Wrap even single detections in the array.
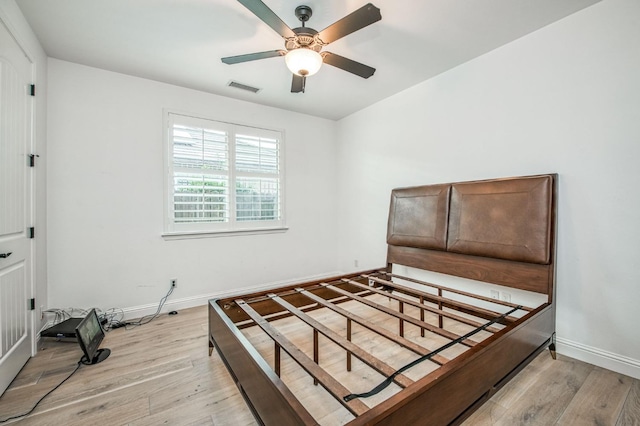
[{"xmin": 164, "ymin": 112, "xmax": 284, "ymax": 235}]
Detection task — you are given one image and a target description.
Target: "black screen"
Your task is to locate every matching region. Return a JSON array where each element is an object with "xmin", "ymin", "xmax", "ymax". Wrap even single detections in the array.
[{"xmin": 75, "ymin": 309, "xmax": 105, "ymax": 364}]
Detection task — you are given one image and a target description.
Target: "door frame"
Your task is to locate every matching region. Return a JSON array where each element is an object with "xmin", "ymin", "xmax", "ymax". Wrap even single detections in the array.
[{"xmin": 0, "ymin": 11, "xmax": 38, "ymax": 394}]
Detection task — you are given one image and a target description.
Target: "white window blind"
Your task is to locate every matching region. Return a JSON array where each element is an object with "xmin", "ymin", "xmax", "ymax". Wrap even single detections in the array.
[{"xmin": 165, "ymin": 113, "xmax": 284, "ymax": 235}]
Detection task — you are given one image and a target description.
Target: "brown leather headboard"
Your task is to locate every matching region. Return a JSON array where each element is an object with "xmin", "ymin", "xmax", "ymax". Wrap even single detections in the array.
[
  {"xmin": 386, "ymin": 174, "xmax": 557, "ymax": 295},
  {"xmin": 387, "ymin": 184, "xmax": 450, "ymax": 251},
  {"xmin": 447, "ymin": 176, "xmax": 552, "ymax": 264}
]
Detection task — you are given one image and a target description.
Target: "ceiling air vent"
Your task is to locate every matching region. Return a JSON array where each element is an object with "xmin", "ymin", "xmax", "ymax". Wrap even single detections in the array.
[{"xmin": 228, "ymin": 81, "xmax": 261, "ymax": 93}]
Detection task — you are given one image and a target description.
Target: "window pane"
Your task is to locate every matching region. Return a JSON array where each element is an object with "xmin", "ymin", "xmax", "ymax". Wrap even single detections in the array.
[
  {"xmin": 236, "ymin": 178, "xmax": 280, "ymax": 222},
  {"xmin": 173, "ymin": 125, "xmax": 228, "ymax": 171},
  {"xmin": 174, "ymin": 173, "xmax": 229, "ymax": 223},
  {"xmin": 167, "ymin": 113, "xmax": 284, "ymax": 233},
  {"xmin": 235, "ymin": 134, "xmax": 279, "ymax": 174}
]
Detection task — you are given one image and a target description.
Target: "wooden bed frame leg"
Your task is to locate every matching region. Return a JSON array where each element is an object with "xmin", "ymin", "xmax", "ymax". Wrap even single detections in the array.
[
  {"xmin": 347, "ymin": 319, "xmax": 352, "ymax": 372},
  {"xmin": 313, "ymin": 330, "xmax": 319, "ymax": 385},
  {"xmin": 438, "ymin": 289, "xmax": 444, "ymax": 329},
  {"xmin": 549, "ymin": 333, "xmax": 557, "ymax": 360},
  {"xmin": 399, "ymin": 301, "xmax": 404, "ymax": 337},
  {"xmin": 419, "ymin": 297, "xmax": 425, "ymax": 337},
  {"xmin": 275, "ymin": 343, "xmax": 281, "ymax": 377}
]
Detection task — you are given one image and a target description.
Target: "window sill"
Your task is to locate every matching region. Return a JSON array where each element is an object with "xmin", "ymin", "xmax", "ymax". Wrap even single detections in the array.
[{"xmin": 162, "ymin": 226, "xmax": 289, "ymax": 240}]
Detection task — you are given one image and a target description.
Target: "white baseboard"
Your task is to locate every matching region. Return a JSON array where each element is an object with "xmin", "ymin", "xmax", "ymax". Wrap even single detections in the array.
[
  {"xmin": 118, "ymin": 270, "xmax": 344, "ymax": 321},
  {"xmin": 556, "ymin": 336, "xmax": 640, "ymax": 380}
]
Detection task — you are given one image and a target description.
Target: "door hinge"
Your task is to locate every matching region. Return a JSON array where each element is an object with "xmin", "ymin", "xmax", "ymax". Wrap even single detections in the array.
[
  {"xmin": 29, "ymin": 227, "xmax": 35, "ymax": 238},
  {"xmin": 30, "ymin": 84, "xmax": 35, "ymax": 96},
  {"xmin": 29, "ymin": 298, "xmax": 35, "ymax": 310},
  {"xmin": 29, "ymin": 154, "xmax": 39, "ymax": 167}
]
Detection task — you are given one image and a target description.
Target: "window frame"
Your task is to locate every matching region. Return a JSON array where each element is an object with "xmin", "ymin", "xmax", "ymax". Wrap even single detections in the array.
[{"xmin": 163, "ymin": 110, "xmax": 286, "ymax": 238}]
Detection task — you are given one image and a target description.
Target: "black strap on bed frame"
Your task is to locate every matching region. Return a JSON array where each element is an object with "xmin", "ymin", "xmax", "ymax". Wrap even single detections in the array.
[{"xmin": 343, "ymin": 305, "xmax": 522, "ymax": 402}]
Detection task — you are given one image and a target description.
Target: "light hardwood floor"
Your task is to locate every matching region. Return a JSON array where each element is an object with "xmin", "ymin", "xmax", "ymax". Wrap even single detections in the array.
[{"xmin": 0, "ymin": 305, "xmax": 638, "ymax": 425}]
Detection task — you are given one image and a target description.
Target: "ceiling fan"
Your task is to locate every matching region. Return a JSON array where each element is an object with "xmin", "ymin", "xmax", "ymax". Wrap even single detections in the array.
[{"xmin": 222, "ymin": 0, "xmax": 382, "ymax": 93}]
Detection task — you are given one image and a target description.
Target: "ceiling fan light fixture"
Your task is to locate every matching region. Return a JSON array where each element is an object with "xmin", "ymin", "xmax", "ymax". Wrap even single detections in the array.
[{"xmin": 285, "ymin": 48, "xmax": 323, "ymax": 77}]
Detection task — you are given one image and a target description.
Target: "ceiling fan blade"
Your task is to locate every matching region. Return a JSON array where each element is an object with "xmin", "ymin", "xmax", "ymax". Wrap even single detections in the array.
[
  {"xmin": 291, "ymin": 74, "xmax": 305, "ymax": 93},
  {"xmin": 237, "ymin": 0, "xmax": 296, "ymax": 39},
  {"xmin": 322, "ymin": 52, "xmax": 375, "ymax": 79},
  {"xmin": 222, "ymin": 50, "xmax": 286, "ymax": 64},
  {"xmin": 316, "ymin": 3, "xmax": 381, "ymax": 45}
]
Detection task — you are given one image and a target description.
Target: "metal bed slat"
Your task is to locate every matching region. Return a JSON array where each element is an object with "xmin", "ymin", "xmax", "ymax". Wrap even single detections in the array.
[
  {"xmin": 296, "ymin": 288, "xmax": 450, "ymax": 365},
  {"xmin": 269, "ymin": 294, "xmax": 415, "ymax": 389},
  {"xmin": 235, "ymin": 299, "xmax": 370, "ymax": 417},
  {"xmin": 329, "ymin": 282, "xmax": 478, "ymax": 347},
  {"xmin": 366, "ymin": 275, "xmax": 520, "ymax": 322},
  {"xmin": 344, "ymin": 278, "xmax": 502, "ymax": 333},
  {"xmin": 342, "ymin": 305, "xmax": 523, "ymax": 404},
  {"xmin": 379, "ymin": 272, "xmax": 533, "ymax": 311}
]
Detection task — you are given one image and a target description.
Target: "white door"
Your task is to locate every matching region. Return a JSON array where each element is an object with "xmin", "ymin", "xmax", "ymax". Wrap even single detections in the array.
[{"xmin": 0, "ymin": 18, "xmax": 33, "ymax": 396}]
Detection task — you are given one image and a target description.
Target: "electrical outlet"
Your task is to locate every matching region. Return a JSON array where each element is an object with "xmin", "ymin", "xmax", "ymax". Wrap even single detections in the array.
[
  {"xmin": 490, "ymin": 290, "xmax": 500, "ymax": 300},
  {"xmin": 500, "ymin": 292, "xmax": 512, "ymax": 303},
  {"xmin": 171, "ymin": 278, "xmax": 177, "ymax": 288}
]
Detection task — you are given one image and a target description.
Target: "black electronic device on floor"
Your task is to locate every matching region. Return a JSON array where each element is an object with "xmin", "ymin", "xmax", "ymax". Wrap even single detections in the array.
[
  {"xmin": 75, "ymin": 308, "xmax": 111, "ymax": 365},
  {"xmin": 41, "ymin": 317, "xmax": 83, "ymax": 339}
]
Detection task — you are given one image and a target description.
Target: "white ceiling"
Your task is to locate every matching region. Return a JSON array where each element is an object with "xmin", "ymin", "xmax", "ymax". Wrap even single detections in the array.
[{"xmin": 16, "ymin": 0, "xmax": 600, "ymax": 120}]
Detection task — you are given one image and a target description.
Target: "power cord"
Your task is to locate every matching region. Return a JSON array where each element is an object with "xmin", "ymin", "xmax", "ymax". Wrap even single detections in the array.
[
  {"xmin": 0, "ymin": 360, "xmax": 82, "ymax": 423},
  {"xmin": 99, "ymin": 307, "xmax": 125, "ymax": 331},
  {"xmin": 123, "ymin": 284, "xmax": 175, "ymax": 330}
]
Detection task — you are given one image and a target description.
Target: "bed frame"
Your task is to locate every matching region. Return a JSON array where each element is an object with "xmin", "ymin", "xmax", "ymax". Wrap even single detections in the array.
[{"xmin": 209, "ymin": 174, "xmax": 557, "ymax": 425}]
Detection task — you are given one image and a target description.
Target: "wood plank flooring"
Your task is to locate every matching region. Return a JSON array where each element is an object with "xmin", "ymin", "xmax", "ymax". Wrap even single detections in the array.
[{"xmin": 0, "ymin": 305, "xmax": 638, "ymax": 425}]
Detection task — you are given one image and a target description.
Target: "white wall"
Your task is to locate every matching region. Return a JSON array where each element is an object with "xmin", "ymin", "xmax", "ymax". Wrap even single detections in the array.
[
  {"xmin": 336, "ymin": 0, "xmax": 640, "ymax": 378},
  {"xmin": 0, "ymin": 0, "xmax": 48, "ymax": 338},
  {"xmin": 46, "ymin": 59, "xmax": 339, "ymax": 313}
]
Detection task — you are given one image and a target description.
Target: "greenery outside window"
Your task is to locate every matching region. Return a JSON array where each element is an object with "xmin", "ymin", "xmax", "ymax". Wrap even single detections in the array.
[{"xmin": 164, "ymin": 112, "xmax": 285, "ymax": 235}]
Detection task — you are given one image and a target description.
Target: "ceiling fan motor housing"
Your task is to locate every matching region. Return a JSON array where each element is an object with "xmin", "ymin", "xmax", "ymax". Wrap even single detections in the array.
[
  {"xmin": 295, "ymin": 5, "xmax": 312, "ymax": 23},
  {"xmin": 286, "ymin": 28, "xmax": 322, "ymax": 52}
]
